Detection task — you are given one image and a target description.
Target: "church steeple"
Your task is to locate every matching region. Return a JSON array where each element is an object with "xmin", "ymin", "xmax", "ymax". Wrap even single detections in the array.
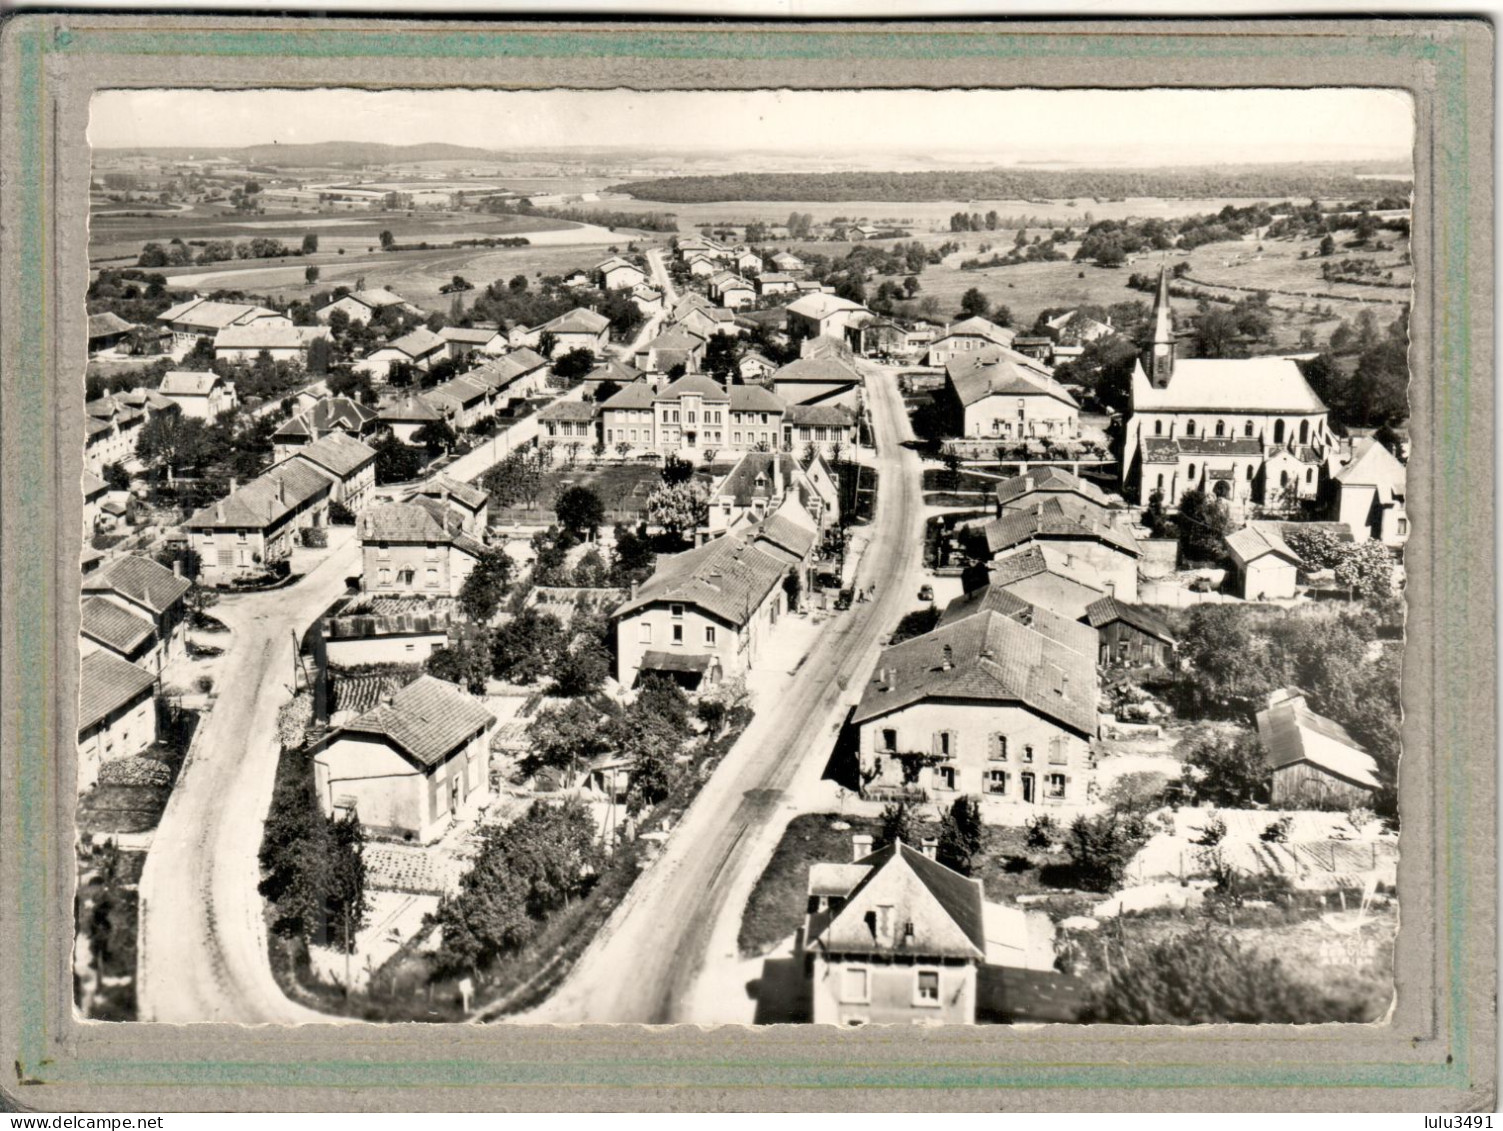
[{"xmin": 1145, "ymin": 266, "xmax": 1176, "ymax": 389}]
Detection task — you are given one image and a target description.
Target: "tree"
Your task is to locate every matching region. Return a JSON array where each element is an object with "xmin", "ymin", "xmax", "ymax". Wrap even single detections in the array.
[
  {"xmin": 301, "ymin": 233, "xmax": 318, "ymax": 255},
  {"xmin": 101, "ymin": 462, "xmax": 131, "ymax": 491},
  {"xmin": 325, "ymin": 811, "xmax": 370, "ymax": 954},
  {"xmin": 379, "ymin": 230, "xmax": 395, "ymax": 251},
  {"xmin": 482, "ymin": 448, "xmax": 546, "ymax": 510},
  {"xmin": 552, "ymin": 348, "xmax": 596, "ymax": 380},
  {"xmin": 431, "ymin": 833, "xmax": 536, "ymax": 978},
  {"xmin": 502, "ymin": 797, "xmax": 602, "ymax": 915},
  {"xmin": 1192, "ymin": 306, "xmax": 1241, "ymax": 359},
  {"xmin": 491, "ymin": 607, "xmax": 566, "ymax": 684},
  {"xmin": 555, "ymin": 485, "xmax": 605, "ymax": 540},
  {"xmin": 1179, "ymin": 605, "xmax": 1281, "ymax": 708},
  {"xmin": 1180, "ymin": 729, "xmax": 1268, "ymax": 807},
  {"xmin": 1173, "ymin": 486, "xmax": 1233, "ymax": 567},
  {"xmin": 937, "ymin": 795, "xmax": 984, "ymax": 875},
  {"xmin": 1066, "ymin": 809, "xmax": 1148, "ymax": 892},
  {"xmin": 594, "ymin": 380, "xmax": 622, "ymax": 405},
  {"xmin": 371, "ymin": 434, "xmax": 425, "ymax": 485},
  {"xmin": 537, "ymin": 329, "xmax": 558, "ymax": 359},
  {"xmin": 523, "ymin": 699, "xmax": 606, "ymax": 784},
  {"xmin": 702, "ymin": 334, "xmax": 740, "ymax": 384},
  {"xmin": 1333, "ymin": 539, "xmax": 1397, "ymax": 603},
  {"xmin": 959, "ymin": 287, "xmax": 990, "ymax": 318},
  {"xmin": 412, "ymin": 419, "xmax": 456, "ymax": 455},
  {"xmin": 257, "ymin": 766, "xmax": 367, "ymax": 952},
  {"xmin": 612, "ymin": 699, "xmax": 683, "ymax": 816},
  {"xmin": 1318, "ymin": 233, "xmax": 1336, "ymax": 257},
  {"xmin": 646, "ymin": 479, "xmax": 710, "ymax": 543},
  {"xmin": 304, "ymin": 265, "xmax": 320, "ymax": 285},
  {"xmin": 661, "ymin": 454, "xmax": 695, "ymax": 486},
  {"xmin": 1082, "ymin": 927, "xmax": 1382, "ymax": 1024},
  {"xmin": 875, "ymin": 801, "xmax": 919, "ymax": 850},
  {"xmin": 552, "ymin": 639, "xmax": 610, "ymax": 698},
  {"xmin": 457, "ymin": 548, "xmax": 513, "ymax": 624},
  {"xmin": 424, "ymin": 634, "xmax": 493, "ymax": 694}
]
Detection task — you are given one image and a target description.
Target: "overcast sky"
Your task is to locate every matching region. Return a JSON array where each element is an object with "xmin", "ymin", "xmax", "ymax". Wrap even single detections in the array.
[{"xmin": 90, "ymin": 87, "xmax": 1413, "ymax": 164}]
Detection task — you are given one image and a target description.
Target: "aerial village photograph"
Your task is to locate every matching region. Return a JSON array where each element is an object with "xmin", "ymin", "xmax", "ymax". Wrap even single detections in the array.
[{"xmin": 73, "ymin": 86, "xmax": 1412, "ymax": 1028}]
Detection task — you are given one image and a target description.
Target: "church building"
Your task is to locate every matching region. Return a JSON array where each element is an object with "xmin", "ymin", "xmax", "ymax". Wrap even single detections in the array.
[{"xmin": 1122, "ymin": 270, "xmax": 1335, "ymax": 511}]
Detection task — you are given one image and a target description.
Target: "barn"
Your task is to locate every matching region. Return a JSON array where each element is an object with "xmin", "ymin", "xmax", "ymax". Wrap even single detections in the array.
[{"xmin": 1081, "ymin": 596, "xmax": 1176, "ymax": 669}]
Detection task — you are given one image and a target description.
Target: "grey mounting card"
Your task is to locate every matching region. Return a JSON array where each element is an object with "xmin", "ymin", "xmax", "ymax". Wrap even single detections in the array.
[{"xmin": 0, "ymin": 14, "xmax": 1493, "ymax": 1113}]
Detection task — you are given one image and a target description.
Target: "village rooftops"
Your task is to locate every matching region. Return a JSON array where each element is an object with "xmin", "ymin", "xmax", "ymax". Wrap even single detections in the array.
[
  {"xmin": 274, "ymin": 396, "xmax": 379, "ymax": 440},
  {"xmin": 291, "ymin": 432, "xmax": 377, "ymax": 479},
  {"xmin": 714, "ymin": 452, "xmax": 802, "ymax": 506},
  {"xmin": 615, "ymin": 531, "xmax": 793, "ymax": 628},
  {"xmin": 538, "ymin": 399, "xmax": 601, "ymax": 423},
  {"xmin": 600, "ymin": 382, "xmax": 658, "ymax": 411},
  {"xmin": 985, "ymin": 544, "xmax": 1105, "ymax": 595},
  {"xmin": 1255, "ymin": 688, "xmax": 1381, "ymax": 791},
  {"xmin": 438, "ymin": 325, "xmax": 502, "ymax": 345},
  {"xmin": 770, "ymin": 355, "xmax": 860, "ymax": 385},
  {"xmin": 77, "ymin": 650, "xmax": 156, "ymax": 734},
  {"xmin": 937, "ymin": 585, "xmax": 1099, "ymax": 659},
  {"xmin": 469, "ymin": 348, "xmax": 549, "ymax": 389},
  {"xmin": 996, "ymin": 467, "xmax": 1112, "ymax": 510},
  {"xmin": 82, "ymin": 471, "xmax": 108, "ymax": 499},
  {"xmin": 852, "ymin": 607, "xmax": 1098, "ymax": 737},
  {"xmin": 157, "ymin": 298, "xmax": 276, "ymax": 330},
  {"xmin": 786, "ymin": 292, "xmax": 869, "ymax": 320},
  {"xmin": 88, "ymin": 312, "xmax": 135, "ymax": 338},
  {"xmin": 805, "ymin": 839, "xmax": 986, "ymax": 961},
  {"xmin": 1225, "ymin": 521, "xmax": 1303, "ymax": 568},
  {"xmin": 1082, "ymin": 595, "xmax": 1176, "ymax": 645},
  {"xmin": 656, "ymin": 374, "xmax": 729, "ymax": 402},
  {"xmin": 214, "ymin": 323, "xmax": 307, "ymax": 351},
  {"xmin": 331, "ymin": 288, "xmax": 410, "ymax": 312},
  {"xmin": 539, "ymin": 307, "xmax": 611, "ymax": 335},
  {"xmin": 379, "ymin": 394, "xmax": 443, "ymax": 423},
  {"xmin": 941, "ymin": 315, "xmax": 1015, "ymax": 343},
  {"xmin": 729, "ymin": 384, "xmax": 786, "ymax": 413},
  {"xmin": 184, "ymin": 461, "xmax": 333, "ymax": 531},
  {"xmin": 947, "ymin": 353, "xmax": 1078, "ymax": 409},
  {"xmin": 1132, "ymin": 356, "xmax": 1327, "ymax": 414},
  {"xmin": 583, "ymin": 359, "xmax": 642, "ymax": 385},
  {"xmin": 415, "ymin": 476, "xmax": 489, "ymax": 512},
  {"xmin": 158, "ymin": 371, "xmax": 227, "ymax": 397},
  {"xmin": 381, "ymin": 326, "xmax": 446, "ymax": 359},
  {"xmin": 360, "ymin": 501, "xmax": 484, "ymax": 556},
  {"xmin": 338, "ymin": 675, "xmax": 495, "ymax": 770},
  {"xmin": 1336, "ymin": 437, "xmax": 1406, "ymax": 499},
  {"xmin": 82, "ymin": 554, "xmax": 192, "ymax": 616},
  {"xmin": 786, "ymin": 403, "xmax": 857, "ymax": 428},
  {"xmin": 80, "ymin": 596, "xmax": 156, "ymax": 656},
  {"xmin": 971, "ymin": 508, "xmax": 1141, "ymax": 559}
]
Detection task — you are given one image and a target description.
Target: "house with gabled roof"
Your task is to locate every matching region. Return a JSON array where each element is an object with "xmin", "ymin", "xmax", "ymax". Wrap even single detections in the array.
[
  {"xmin": 978, "ymin": 545, "xmax": 1109, "ymax": 622},
  {"xmin": 81, "ymin": 553, "xmax": 192, "ymax": 669},
  {"xmin": 1333, "ymin": 437, "xmax": 1408, "ymax": 547},
  {"xmin": 769, "ymin": 251, "xmax": 806, "ymax": 274},
  {"xmin": 76, "ymin": 651, "xmax": 157, "ymax": 793},
  {"xmin": 313, "ymin": 675, "xmax": 496, "ymax": 843},
  {"xmin": 272, "ymin": 396, "xmax": 381, "ymax": 461},
  {"xmin": 801, "ymin": 837, "xmax": 986, "ymax": 1026},
  {"xmin": 675, "ymin": 305, "xmax": 742, "ymax": 339},
  {"xmin": 87, "ymin": 311, "xmax": 137, "ymax": 355},
  {"xmin": 288, "ymin": 432, "xmax": 378, "ymax": 512},
  {"xmin": 437, "ymin": 324, "xmax": 507, "ymax": 360},
  {"xmin": 706, "ymin": 450, "xmax": 839, "ymax": 539},
  {"xmin": 314, "ymin": 287, "xmax": 419, "ymax": 326},
  {"xmin": 83, "ymin": 397, "xmax": 146, "ymax": 475},
  {"xmin": 853, "ymin": 607, "xmax": 1098, "ymax": 809},
  {"xmin": 786, "ymin": 292, "xmax": 871, "ymax": 343},
  {"xmin": 994, "ymin": 467, "xmax": 1117, "ymax": 522},
  {"xmin": 1256, "ymin": 687, "xmax": 1381, "ymax": 810},
  {"xmin": 412, "ymin": 477, "xmax": 490, "ymax": 535},
  {"xmin": 963, "ymin": 506, "xmax": 1142, "ymax": 602},
  {"xmin": 157, "ymin": 370, "xmax": 238, "ymax": 420},
  {"xmin": 468, "ymin": 347, "xmax": 550, "ymax": 398},
  {"xmin": 595, "ymin": 256, "xmax": 648, "ymax": 292},
  {"xmin": 183, "ymin": 461, "xmax": 334, "ymax": 585},
  {"xmin": 356, "ymin": 326, "xmax": 446, "ymax": 381},
  {"xmin": 940, "ymin": 352, "xmax": 1080, "ymax": 442},
  {"xmin": 422, "ymin": 374, "xmax": 495, "ymax": 430},
  {"xmin": 156, "ymin": 297, "xmax": 284, "ymax": 343},
  {"xmin": 1226, "ymin": 521, "xmax": 1303, "ymax": 600},
  {"xmin": 378, "ymin": 392, "xmax": 444, "ymax": 445},
  {"xmin": 925, "ymin": 316, "xmax": 1017, "ymax": 367},
  {"xmin": 936, "ymin": 585, "xmax": 1099, "ymax": 660},
  {"xmin": 538, "ymin": 398, "xmax": 601, "ymax": 445},
  {"xmin": 634, "ymin": 326, "xmax": 708, "ymax": 376},
  {"xmin": 213, "ymin": 321, "xmax": 326, "ymax": 364},
  {"xmin": 784, "ymin": 402, "xmax": 859, "ymax": 457},
  {"xmin": 1081, "ymin": 595, "xmax": 1176, "ymax": 669},
  {"xmin": 738, "ymin": 352, "xmax": 778, "ymax": 382},
  {"xmin": 768, "ymin": 354, "xmax": 862, "ymax": 410},
  {"xmin": 531, "ymin": 307, "xmax": 611, "ymax": 355},
  {"xmin": 80, "ymin": 596, "xmax": 159, "ymax": 669},
  {"xmin": 358, "ymin": 500, "xmax": 488, "ymax": 598},
  {"xmin": 612, "ymin": 504, "xmax": 815, "ymax": 688}
]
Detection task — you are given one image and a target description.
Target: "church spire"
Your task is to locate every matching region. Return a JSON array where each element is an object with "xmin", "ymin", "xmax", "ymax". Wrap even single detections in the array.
[{"xmin": 1145, "ymin": 266, "xmax": 1176, "ymax": 389}]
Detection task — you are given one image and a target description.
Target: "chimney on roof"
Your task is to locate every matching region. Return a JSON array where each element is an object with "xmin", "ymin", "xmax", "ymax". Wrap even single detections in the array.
[
  {"xmin": 172, "ymin": 559, "xmax": 182, "ymax": 577},
  {"xmin": 380, "ymin": 691, "xmax": 395, "ymax": 708},
  {"xmin": 941, "ymin": 644, "xmax": 954, "ymax": 671},
  {"xmin": 216, "ymin": 501, "xmax": 225, "ymax": 522},
  {"xmin": 229, "ymin": 477, "xmax": 238, "ymax": 493},
  {"xmin": 920, "ymin": 836, "xmax": 938, "ymax": 860},
  {"xmin": 852, "ymin": 833, "xmax": 873, "ymax": 862},
  {"xmin": 1060, "ymin": 674, "xmax": 1070, "ymax": 698}
]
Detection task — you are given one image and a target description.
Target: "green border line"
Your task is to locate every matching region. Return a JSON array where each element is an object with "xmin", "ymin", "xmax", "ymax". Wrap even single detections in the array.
[{"xmin": 8, "ymin": 21, "xmax": 1478, "ymax": 1093}]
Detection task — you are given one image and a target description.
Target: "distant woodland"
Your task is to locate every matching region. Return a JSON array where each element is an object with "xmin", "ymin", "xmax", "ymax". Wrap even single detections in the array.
[{"xmin": 608, "ymin": 167, "xmax": 1413, "ymax": 204}]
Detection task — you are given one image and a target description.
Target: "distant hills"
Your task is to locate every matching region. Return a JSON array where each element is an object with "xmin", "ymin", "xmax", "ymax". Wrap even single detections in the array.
[
  {"xmin": 607, "ymin": 165, "xmax": 1415, "ymax": 204},
  {"xmin": 95, "ymin": 141, "xmax": 501, "ymax": 167}
]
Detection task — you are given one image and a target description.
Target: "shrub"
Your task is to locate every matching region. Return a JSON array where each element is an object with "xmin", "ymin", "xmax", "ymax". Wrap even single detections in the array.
[
  {"xmin": 300, "ymin": 527, "xmax": 329, "ymax": 549},
  {"xmin": 195, "ymin": 675, "xmax": 215, "ymax": 694}
]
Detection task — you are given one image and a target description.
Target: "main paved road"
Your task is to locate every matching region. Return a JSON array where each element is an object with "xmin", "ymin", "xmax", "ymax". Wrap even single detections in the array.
[
  {"xmin": 530, "ymin": 357, "xmax": 926, "ymax": 1023},
  {"xmin": 138, "ymin": 532, "xmax": 364, "ymax": 1023}
]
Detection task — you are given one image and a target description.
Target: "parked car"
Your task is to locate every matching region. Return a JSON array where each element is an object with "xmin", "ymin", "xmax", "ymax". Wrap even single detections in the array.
[
  {"xmin": 835, "ymin": 587, "xmax": 853, "ymax": 611},
  {"xmin": 918, "ymin": 584, "xmax": 934, "ymax": 601}
]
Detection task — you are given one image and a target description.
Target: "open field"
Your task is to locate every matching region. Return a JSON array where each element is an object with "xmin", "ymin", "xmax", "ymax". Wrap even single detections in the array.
[{"xmin": 89, "ymin": 208, "xmax": 589, "ymax": 265}]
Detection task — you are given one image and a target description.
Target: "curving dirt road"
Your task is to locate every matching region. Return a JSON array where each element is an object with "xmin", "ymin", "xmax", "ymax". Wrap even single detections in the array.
[{"xmin": 528, "ymin": 357, "xmax": 925, "ymax": 1023}]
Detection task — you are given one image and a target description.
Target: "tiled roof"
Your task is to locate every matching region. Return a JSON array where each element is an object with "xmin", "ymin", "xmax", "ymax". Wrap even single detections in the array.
[
  {"xmin": 273, "ymin": 396, "xmax": 379, "ymax": 440},
  {"xmin": 1083, "ymin": 595, "xmax": 1176, "ymax": 644},
  {"xmin": 470, "ymin": 349, "xmax": 549, "ymax": 390},
  {"xmin": 82, "ymin": 471, "xmax": 107, "ymax": 499},
  {"xmin": 425, "ymin": 374, "xmax": 492, "ymax": 408},
  {"xmin": 80, "ymin": 596, "xmax": 156, "ymax": 656},
  {"xmin": 1335, "ymin": 437, "xmax": 1406, "ymax": 498},
  {"xmin": 971, "ymin": 509, "xmax": 1141, "ymax": 559},
  {"xmin": 438, "ymin": 326, "xmax": 501, "ymax": 345},
  {"xmin": 984, "ymin": 544, "xmax": 1107, "ymax": 600},
  {"xmin": 600, "ymin": 382, "xmax": 657, "ymax": 411},
  {"xmin": 1132, "ymin": 356, "xmax": 1327, "ymax": 414},
  {"xmin": 947, "ymin": 354, "xmax": 1078, "ymax": 409},
  {"xmin": 809, "ymin": 840, "xmax": 986, "ymax": 960},
  {"xmin": 540, "ymin": 307, "xmax": 610, "ymax": 335},
  {"xmin": 339, "ymin": 675, "xmax": 495, "ymax": 770},
  {"xmin": 82, "ymin": 554, "xmax": 191, "ymax": 616},
  {"xmin": 853, "ymin": 607, "xmax": 1098, "ymax": 737},
  {"xmin": 292, "ymin": 432, "xmax": 377, "ymax": 479},
  {"xmin": 786, "ymin": 293, "xmax": 868, "ymax": 320},
  {"xmin": 77, "ymin": 651, "xmax": 155, "ymax": 733},
  {"xmin": 752, "ymin": 500, "xmax": 817, "ymax": 561},
  {"xmin": 159, "ymin": 371, "xmax": 223, "ymax": 397},
  {"xmin": 644, "ymin": 327, "xmax": 708, "ymax": 354},
  {"xmin": 640, "ymin": 650, "xmax": 714, "ymax": 675},
  {"xmin": 583, "ymin": 359, "xmax": 642, "ymax": 384},
  {"xmin": 772, "ymin": 356, "xmax": 860, "ymax": 385},
  {"xmin": 657, "ymin": 374, "xmax": 729, "ymax": 402},
  {"xmin": 184, "ymin": 461, "xmax": 333, "ymax": 531},
  {"xmin": 714, "ymin": 452, "xmax": 801, "ymax": 506},
  {"xmin": 786, "ymin": 403, "xmax": 855, "ymax": 427},
  {"xmin": 381, "ymin": 326, "xmax": 446, "ymax": 359},
  {"xmin": 345, "ymin": 288, "xmax": 409, "ymax": 310},
  {"xmin": 1225, "ymin": 521, "xmax": 1303, "ymax": 568},
  {"xmin": 1255, "ymin": 690, "xmax": 1381, "ymax": 791},
  {"xmin": 416, "ymin": 476, "xmax": 489, "ymax": 511},
  {"xmin": 614, "ymin": 532, "xmax": 790, "ymax": 628},
  {"xmin": 728, "ymin": 384, "xmax": 786, "ymax": 413},
  {"xmin": 158, "ymin": 299, "xmax": 275, "ymax": 330},
  {"xmin": 360, "ymin": 501, "xmax": 461, "ymax": 544},
  {"xmin": 942, "ymin": 315, "xmax": 1015, "ymax": 344},
  {"xmin": 88, "ymin": 312, "xmax": 135, "ymax": 338},
  {"xmin": 938, "ymin": 585, "xmax": 1098, "ymax": 659},
  {"xmin": 996, "ymin": 467, "xmax": 1111, "ymax": 510},
  {"xmin": 539, "ymin": 400, "xmax": 600, "ymax": 423},
  {"xmin": 379, "ymin": 394, "xmax": 442, "ymax": 423}
]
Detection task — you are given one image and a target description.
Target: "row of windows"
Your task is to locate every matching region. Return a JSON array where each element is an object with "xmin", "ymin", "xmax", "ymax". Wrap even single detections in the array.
[
  {"xmin": 638, "ymin": 620, "xmax": 717, "ymax": 647},
  {"xmin": 376, "ymin": 568, "xmax": 441, "ymax": 588},
  {"xmin": 1151, "ymin": 417, "xmax": 1320, "ymax": 444},
  {"xmin": 878, "ymin": 728, "xmax": 1069, "ymax": 764},
  {"xmin": 840, "ymin": 966, "xmax": 940, "ymax": 1007}
]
